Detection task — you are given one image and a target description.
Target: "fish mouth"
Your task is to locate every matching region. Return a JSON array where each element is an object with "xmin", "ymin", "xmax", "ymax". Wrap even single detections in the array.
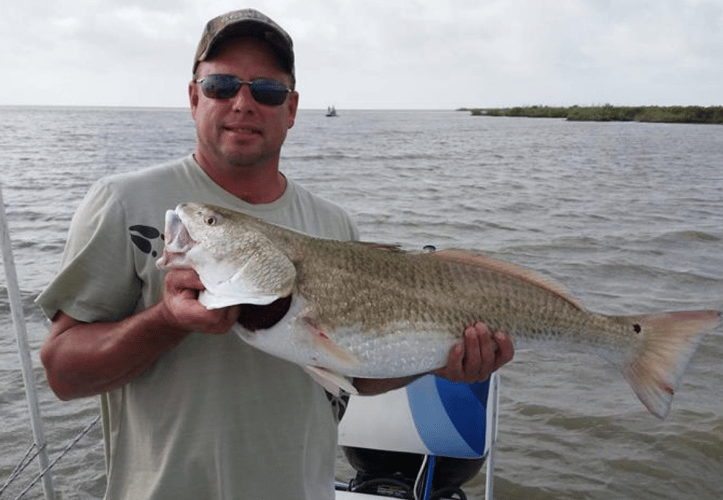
[{"xmin": 155, "ymin": 208, "xmax": 196, "ymax": 269}]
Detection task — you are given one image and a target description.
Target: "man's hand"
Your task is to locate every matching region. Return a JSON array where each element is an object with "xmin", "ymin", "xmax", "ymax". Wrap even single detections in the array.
[
  {"xmin": 434, "ymin": 322, "xmax": 514, "ymax": 383},
  {"xmin": 161, "ymin": 268, "xmax": 240, "ymax": 334}
]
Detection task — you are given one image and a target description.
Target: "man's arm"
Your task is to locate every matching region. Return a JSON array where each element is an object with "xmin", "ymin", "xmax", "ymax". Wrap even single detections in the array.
[
  {"xmin": 353, "ymin": 322, "xmax": 514, "ymax": 396},
  {"xmin": 40, "ymin": 269, "xmax": 240, "ymax": 400}
]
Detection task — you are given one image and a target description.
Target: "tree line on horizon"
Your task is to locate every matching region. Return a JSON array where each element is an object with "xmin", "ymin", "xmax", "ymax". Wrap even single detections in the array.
[{"xmin": 462, "ymin": 105, "xmax": 723, "ymax": 124}]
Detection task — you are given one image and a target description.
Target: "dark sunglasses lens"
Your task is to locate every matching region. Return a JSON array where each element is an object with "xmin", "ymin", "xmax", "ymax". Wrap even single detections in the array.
[
  {"xmin": 199, "ymin": 76, "xmax": 289, "ymax": 105},
  {"xmin": 200, "ymin": 75, "xmax": 241, "ymax": 99},
  {"xmin": 249, "ymin": 79, "xmax": 290, "ymax": 106}
]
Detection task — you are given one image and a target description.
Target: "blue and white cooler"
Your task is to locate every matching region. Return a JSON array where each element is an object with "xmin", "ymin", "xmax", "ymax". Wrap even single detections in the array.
[{"xmin": 337, "ymin": 373, "xmax": 499, "ymax": 499}]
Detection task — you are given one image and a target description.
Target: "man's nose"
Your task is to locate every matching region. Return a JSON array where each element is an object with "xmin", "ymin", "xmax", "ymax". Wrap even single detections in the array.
[{"xmin": 231, "ymin": 83, "xmax": 256, "ymax": 111}]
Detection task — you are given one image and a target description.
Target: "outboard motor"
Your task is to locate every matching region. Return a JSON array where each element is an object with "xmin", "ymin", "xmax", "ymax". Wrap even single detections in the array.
[{"xmin": 343, "ymin": 447, "xmax": 483, "ymax": 499}]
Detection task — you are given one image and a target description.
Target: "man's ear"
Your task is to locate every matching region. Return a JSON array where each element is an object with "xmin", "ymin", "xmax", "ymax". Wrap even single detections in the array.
[
  {"xmin": 287, "ymin": 91, "xmax": 299, "ymax": 129},
  {"xmin": 189, "ymin": 81, "xmax": 200, "ymax": 119}
]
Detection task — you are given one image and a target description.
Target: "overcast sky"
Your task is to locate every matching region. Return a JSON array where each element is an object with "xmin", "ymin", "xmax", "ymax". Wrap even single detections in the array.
[{"xmin": 2, "ymin": 0, "xmax": 722, "ymax": 109}]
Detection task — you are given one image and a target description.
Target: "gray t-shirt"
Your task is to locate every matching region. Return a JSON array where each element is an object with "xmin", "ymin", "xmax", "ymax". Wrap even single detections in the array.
[{"xmin": 37, "ymin": 155, "xmax": 358, "ymax": 500}]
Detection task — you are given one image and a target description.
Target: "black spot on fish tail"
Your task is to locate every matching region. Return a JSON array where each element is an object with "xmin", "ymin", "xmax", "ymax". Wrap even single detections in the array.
[{"xmin": 238, "ymin": 295, "xmax": 292, "ymax": 331}]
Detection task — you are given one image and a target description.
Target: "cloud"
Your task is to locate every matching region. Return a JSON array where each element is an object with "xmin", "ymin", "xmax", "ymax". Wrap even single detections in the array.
[
  {"xmin": 3, "ymin": 1, "xmax": 196, "ymax": 106},
  {"xmin": 2, "ymin": 0, "xmax": 721, "ymax": 108},
  {"xmin": 292, "ymin": 0, "xmax": 723, "ymax": 108}
]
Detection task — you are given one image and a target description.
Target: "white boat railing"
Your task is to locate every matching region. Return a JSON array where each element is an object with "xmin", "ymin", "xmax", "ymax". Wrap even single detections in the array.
[{"xmin": 1, "ymin": 182, "xmax": 57, "ymax": 500}]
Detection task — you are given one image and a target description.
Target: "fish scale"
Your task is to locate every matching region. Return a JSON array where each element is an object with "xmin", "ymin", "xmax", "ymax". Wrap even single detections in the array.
[{"xmin": 157, "ymin": 202, "xmax": 721, "ymax": 419}]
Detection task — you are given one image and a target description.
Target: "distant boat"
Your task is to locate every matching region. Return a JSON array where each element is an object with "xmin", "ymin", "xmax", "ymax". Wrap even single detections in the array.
[{"xmin": 326, "ymin": 105, "xmax": 338, "ymax": 117}]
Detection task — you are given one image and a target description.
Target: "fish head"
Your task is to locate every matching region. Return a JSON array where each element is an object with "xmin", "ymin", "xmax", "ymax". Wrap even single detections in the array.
[{"xmin": 156, "ymin": 203, "xmax": 297, "ymax": 309}]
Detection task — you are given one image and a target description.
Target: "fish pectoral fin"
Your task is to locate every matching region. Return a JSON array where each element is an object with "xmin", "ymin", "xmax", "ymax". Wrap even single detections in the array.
[
  {"xmin": 303, "ymin": 317, "xmax": 361, "ymax": 368},
  {"xmin": 304, "ymin": 366, "xmax": 358, "ymax": 396}
]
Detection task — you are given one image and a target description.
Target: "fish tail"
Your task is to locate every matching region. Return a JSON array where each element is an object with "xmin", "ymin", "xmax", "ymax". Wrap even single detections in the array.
[{"xmin": 621, "ymin": 310, "xmax": 720, "ymax": 419}]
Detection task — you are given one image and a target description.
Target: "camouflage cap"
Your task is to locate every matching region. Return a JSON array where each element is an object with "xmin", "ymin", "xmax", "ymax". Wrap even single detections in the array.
[{"xmin": 193, "ymin": 9, "xmax": 294, "ymax": 78}]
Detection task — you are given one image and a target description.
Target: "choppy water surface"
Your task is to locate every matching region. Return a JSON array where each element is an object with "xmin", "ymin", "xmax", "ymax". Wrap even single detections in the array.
[{"xmin": 1, "ymin": 106, "xmax": 721, "ymax": 499}]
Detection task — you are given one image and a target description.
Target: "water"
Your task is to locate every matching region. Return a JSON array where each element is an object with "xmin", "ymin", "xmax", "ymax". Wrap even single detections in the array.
[{"xmin": 1, "ymin": 106, "xmax": 722, "ymax": 499}]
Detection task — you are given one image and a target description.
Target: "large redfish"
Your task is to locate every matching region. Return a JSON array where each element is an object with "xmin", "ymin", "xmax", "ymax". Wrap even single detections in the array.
[{"xmin": 156, "ymin": 202, "xmax": 720, "ymax": 419}]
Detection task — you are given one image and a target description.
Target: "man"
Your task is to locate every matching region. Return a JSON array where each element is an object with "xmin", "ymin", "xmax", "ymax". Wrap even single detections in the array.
[{"xmin": 38, "ymin": 9, "xmax": 513, "ymax": 500}]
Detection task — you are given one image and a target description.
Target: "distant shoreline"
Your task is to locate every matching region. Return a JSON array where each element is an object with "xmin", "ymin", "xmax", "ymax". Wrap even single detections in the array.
[{"xmin": 460, "ymin": 105, "xmax": 723, "ymax": 124}]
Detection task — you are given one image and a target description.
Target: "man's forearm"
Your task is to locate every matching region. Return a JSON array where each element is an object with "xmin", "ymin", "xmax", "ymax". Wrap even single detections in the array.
[{"xmin": 40, "ymin": 304, "xmax": 189, "ymax": 400}]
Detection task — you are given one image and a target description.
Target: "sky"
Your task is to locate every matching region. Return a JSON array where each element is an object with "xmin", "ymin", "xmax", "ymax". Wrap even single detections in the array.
[{"xmin": 2, "ymin": 0, "xmax": 722, "ymax": 109}]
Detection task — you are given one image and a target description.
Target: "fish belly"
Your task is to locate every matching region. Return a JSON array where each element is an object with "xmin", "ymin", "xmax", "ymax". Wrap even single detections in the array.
[
  {"xmin": 233, "ymin": 295, "xmax": 459, "ymax": 378},
  {"xmin": 330, "ymin": 325, "xmax": 459, "ymax": 378}
]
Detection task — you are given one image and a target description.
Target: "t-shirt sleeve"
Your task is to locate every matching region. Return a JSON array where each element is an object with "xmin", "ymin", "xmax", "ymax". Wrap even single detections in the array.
[{"xmin": 36, "ymin": 180, "xmax": 142, "ymax": 323}]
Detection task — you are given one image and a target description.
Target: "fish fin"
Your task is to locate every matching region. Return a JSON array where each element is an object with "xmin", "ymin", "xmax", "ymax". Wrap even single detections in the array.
[
  {"xmin": 620, "ymin": 310, "xmax": 720, "ymax": 419},
  {"xmin": 355, "ymin": 241, "xmax": 405, "ymax": 253},
  {"xmin": 429, "ymin": 249, "xmax": 583, "ymax": 308},
  {"xmin": 304, "ymin": 366, "xmax": 358, "ymax": 396},
  {"xmin": 303, "ymin": 317, "xmax": 361, "ymax": 368}
]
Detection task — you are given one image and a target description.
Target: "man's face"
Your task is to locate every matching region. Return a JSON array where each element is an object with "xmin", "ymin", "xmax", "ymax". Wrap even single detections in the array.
[{"xmin": 190, "ymin": 37, "xmax": 299, "ymax": 172}]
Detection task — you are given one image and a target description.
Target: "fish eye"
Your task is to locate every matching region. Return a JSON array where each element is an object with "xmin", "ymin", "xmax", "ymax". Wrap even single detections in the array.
[{"xmin": 205, "ymin": 215, "xmax": 218, "ymax": 226}]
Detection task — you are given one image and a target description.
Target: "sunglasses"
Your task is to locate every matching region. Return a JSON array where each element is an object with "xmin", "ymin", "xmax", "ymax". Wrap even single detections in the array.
[{"xmin": 195, "ymin": 74, "xmax": 292, "ymax": 106}]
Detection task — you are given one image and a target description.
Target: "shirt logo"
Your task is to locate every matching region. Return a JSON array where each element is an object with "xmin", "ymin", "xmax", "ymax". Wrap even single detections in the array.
[{"xmin": 129, "ymin": 225, "xmax": 163, "ymax": 257}]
